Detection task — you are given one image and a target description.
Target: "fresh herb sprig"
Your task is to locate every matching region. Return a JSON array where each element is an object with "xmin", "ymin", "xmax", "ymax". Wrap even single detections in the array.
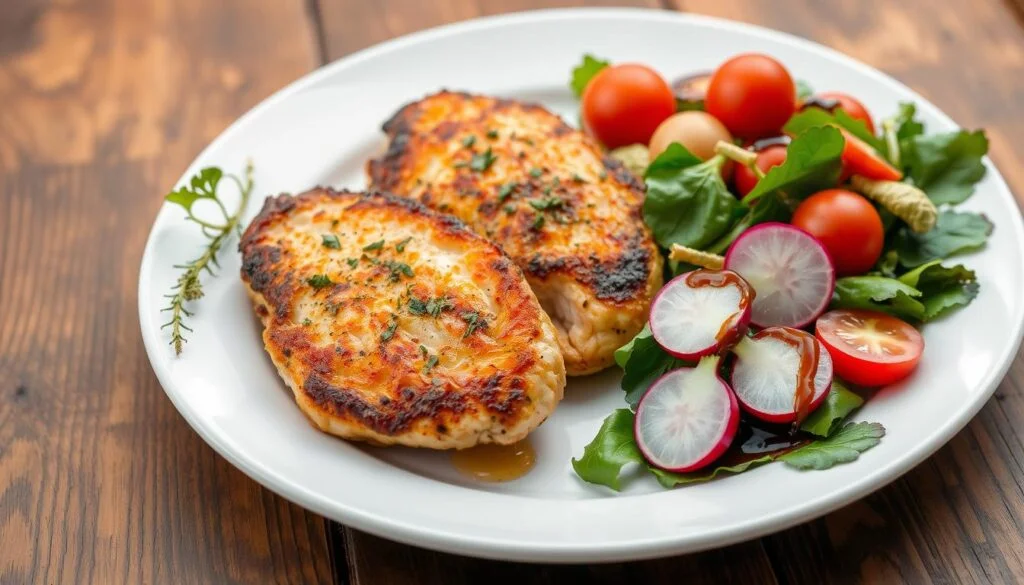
[{"xmin": 161, "ymin": 162, "xmax": 254, "ymax": 355}]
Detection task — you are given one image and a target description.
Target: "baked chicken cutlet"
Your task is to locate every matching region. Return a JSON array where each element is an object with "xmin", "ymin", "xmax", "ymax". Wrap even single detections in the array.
[
  {"xmin": 368, "ymin": 91, "xmax": 663, "ymax": 375},
  {"xmin": 240, "ymin": 188, "xmax": 565, "ymax": 449}
]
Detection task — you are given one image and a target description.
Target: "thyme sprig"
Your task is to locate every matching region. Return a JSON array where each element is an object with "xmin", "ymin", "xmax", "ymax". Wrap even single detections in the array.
[{"xmin": 161, "ymin": 162, "xmax": 254, "ymax": 355}]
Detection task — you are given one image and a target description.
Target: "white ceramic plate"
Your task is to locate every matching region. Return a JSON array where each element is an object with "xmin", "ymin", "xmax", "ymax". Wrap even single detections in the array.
[{"xmin": 139, "ymin": 8, "xmax": 1024, "ymax": 563}]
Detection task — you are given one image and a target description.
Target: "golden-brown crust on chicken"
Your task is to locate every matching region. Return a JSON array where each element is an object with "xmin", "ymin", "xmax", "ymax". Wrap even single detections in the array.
[
  {"xmin": 368, "ymin": 91, "xmax": 662, "ymax": 375},
  {"xmin": 240, "ymin": 188, "xmax": 565, "ymax": 448}
]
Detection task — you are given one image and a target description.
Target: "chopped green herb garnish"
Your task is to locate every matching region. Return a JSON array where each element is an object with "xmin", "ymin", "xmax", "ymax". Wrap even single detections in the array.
[
  {"xmin": 331, "ymin": 219, "xmax": 340, "ymax": 228},
  {"xmin": 408, "ymin": 296, "xmax": 453, "ymax": 317},
  {"xmin": 362, "ymin": 239, "xmax": 384, "ymax": 252},
  {"xmin": 346, "ymin": 258, "xmax": 359, "ymax": 268},
  {"xmin": 302, "ymin": 318, "xmax": 312, "ymax": 326},
  {"xmin": 461, "ymin": 311, "xmax": 487, "ymax": 338},
  {"xmin": 503, "ymin": 204, "xmax": 517, "ymax": 215},
  {"xmin": 380, "ymin": 315, "xmax": 398, "ymax": 342},
  {"xmin": 531, "ymin": 214, "xmax": 545, "ymax": 230},
  {"xmin": 469, "ymin": 147, "xmax": 498, "ymax": 172},
  {"xmin": 322, "ymin": 234, "xmax": 341, "ymax": 249},
  {"xmin": 529, "ymin": 197, "xmax": 564, "ymax": 211},
  {"xmin": 307, "ymin": 274, "xmax": 333, "ymax": 289},
  {"xmin": 423, "ymin": 354, "xmax": 439, "ymax": 373},
  {"xmin": 498, "ymin": 182, "xmax": 517, "ymax": 201},
  {"xmin": 598, "ymin": 169, "xmax": 608, "ymax": 180},
  {"xmin": 529, "ymin": 167, "xmax": 543, "ymax": 178},
  {"xmin": 486, "ymin": 129, "xmax": 499, "ymax": 140},
  {"xmin": 383, "ymin": 260, "xmax": 414, "ymax": 282},
  {"xmin": 395, "ymin": 237, "xmax": 412, "ymax": 252},
  {"xmin": 572, "ymin": 174, "xmax": 586, "ymax": 183},
  {"xmin": 462, "ymin": 135, "xmax": 476, "ymax": 148},
  {"xmin": 419, "ymin": 344, "xmax": 428, "ymax": 357}
]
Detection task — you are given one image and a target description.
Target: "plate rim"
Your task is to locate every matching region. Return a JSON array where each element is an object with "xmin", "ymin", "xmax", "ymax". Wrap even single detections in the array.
[{"xmin": 138, "ymin": 6, "xmax": 1024, "ymax": 563}]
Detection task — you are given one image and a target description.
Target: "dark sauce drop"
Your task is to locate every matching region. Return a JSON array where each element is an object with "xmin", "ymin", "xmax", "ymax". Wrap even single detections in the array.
[
  {"xmin": 683, "ymin": 269, "xmax": 756, "ymax": 350},
  {"xmin": 753, "ymin": 327, "xmax": 821, "ymax": 426},
  {"xmin": 717, "ymin": 416, "xmax": 811, "ymax": 467}
]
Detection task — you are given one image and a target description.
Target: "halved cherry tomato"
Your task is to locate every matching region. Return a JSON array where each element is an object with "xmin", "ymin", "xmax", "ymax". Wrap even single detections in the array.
[
  {"xmin": 814, "ymin": 92, "xmax": 875, "ymax": 134},
  {"xmin": 733, "ymin": 144, "xmax": 787, "ymax": 197},
  {"xmin": 705, "ymin": 54, "xmax": 796, "ymax": 139},
  {"xmin": 840, "ymin": 130, "xmax": 902, "ymax": 182},
  {"xmin": 582, "ymin": 64, "xmax": 676, "ymax": 149},
  {"xmin": 792, "ymin": 189, "xmax": 884, "ymax": 275},
  {"xmin": 816, "ymin": 309, "xmax": 924, "ymax": 387}
]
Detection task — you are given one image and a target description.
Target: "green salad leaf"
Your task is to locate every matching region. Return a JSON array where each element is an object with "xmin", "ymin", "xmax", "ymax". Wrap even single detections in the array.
[
  {"xmin": 881, "ymin": 102, "xmax": 926, "ymax": 164},
  {"xmin": 795, "ymin": 79, "xmax": 814, "ymax": 101},
  {"xmin": 706, "ymin": 192, "xmax": 790, "ymax": 255},
  {"xmin": 831, "ymin": 276, "xmax": 925, "ymax": 321},
  {"xmin": 614, "ymin": 324, "xmax": 685, "ymax": 408},
  {"xmin": 784, "ymin": 107, "xmax": 882, "ymax": 151},
  {"xmin": 743, "ymin": 125, "xmax": 845, "ymax": 203},
  {"xmin": 904, "ymin": 129, "xmax": 988, "ymax": 205},
  {"xmin": 893, "ymin": 210, "xmax": 992, "ymax": 268},
  {"xmin": 799, "ymin": 380, "xmax": 865, "ymax": 438},
  {"xmin": 898, "ymin": 261, "xmax": 979, "ymax": 320},
  {"xmin": 643, "ymin": 143, "xmax": 742, "ymax": 250},
  {"xmin": 571, "ymin": 409, "xmax": 644, "ymax": 490},
  {"xmin": 780, "ymin": 422, "xmax": 885, "ymax": 470},
  {"xmin": 570, "ymin": 54, "xmax": 610, "ymax": 98},
  {"xmin": 649, "ymin": 456, "xmax": 776, "ymax": 488}
]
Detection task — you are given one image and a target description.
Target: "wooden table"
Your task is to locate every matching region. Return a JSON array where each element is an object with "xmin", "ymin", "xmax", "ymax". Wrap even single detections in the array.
[{"xmin": 3, "ymin": 0, "xmax": 1023, "ymax": 583}]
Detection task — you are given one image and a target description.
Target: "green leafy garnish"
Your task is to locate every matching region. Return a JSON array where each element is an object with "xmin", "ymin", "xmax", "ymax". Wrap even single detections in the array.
[
  {"xmin": 423, "ymin": 354, "xmax": 440, "ymax": 373},
  {"xmin": 307, "ymin": 274, "xmax": 333, "ymax": 289},
  {"xmin": 486, "ymin": 129, "xmax": 499, "ymax": 140},
  {"xmin": 362, "ymin": 239, "xmax": 385, "ymax": 252},
  {"xmin": 346, "ymin": 258, "xmax": 359, "ymax": 268},
  {"xmin": 497, "ymin": 182, "xmax": 517, "ymax": 201},
  {"xmin": 161, "ymin": 163, "xmax": 254, "ymax": 355},
  {"xmin": 744, "ymin": 125, "xmax": 845, "ymax": 203},
  {"xmin": 795, "ymin": 79, "xmax": 814, "ymax": 101},
  {"xmin": 570, "ymin": 54, "xmax": 610, "ymax": 98},
  {"xmin": 831, "ymin": 275, "xmax": 925, "ymax": 320},
  {"xmin": 408, "ymin": 296, "xmax": 453, "ymax": 317},
  {"xmin": 903, "ymin": 129, "xmax": 988, "ymax": 205},
  {"xmin": 469, "ymin": 147, "xmax": 498, "ymax": 172},
  {"xmin": 570, "ymin": 409, "xmax": 644, "ymax": 491},
  {"xmin": 784, "ymin": 107, "xmax": 882, "ymax": 151},
  {"xmin": 461, "ymin": 135, "xmax": 476, "ymax": 148},
  {"xmin": 529, "ymin": 167, "xmax": 543, "ymax": 178},
  {"xmin": 302, "ymin": 318, "xmax": 312, "ymax": 326},
  {"xmin": 898, "ymin": 261, "xmax": 979, "ymax": 320},
  {"xmin": 395, "ymin": 237, "xmax": 412, "ymax": 252},
  {"xmin": 614, "ymin": 325, "xmax": 686, "ymax": 408},
  {"xmin": 649, "ymin": 456, "xmax": 776, "ymax": 488},
  {"xmin": 892, "ymin": 210, "xmax": 992, "ymax": 267},
  {"xmin": 461, "ymin": 311, "xmax": 487, "ymax": 337},
  {"xmin": 321, "ymin": 234, "xmax": 341, "ymax": 249},
  {"xmin": 380, "ymin": 315, "xmax": 398, "ymax": 342},
  {"xmin": 529, "ymin": 197, "xmax": 564, "ymax": 211},
  {"xmin": 780, "ymin": 422, "xmax": 885, "ymax": 470},
  {"xmin": 382, "ymin": 260, "xmax": 414, "ymax": 282},
  {"xmin": 799, "ymin": 380, "xmax": 864, "ymax": 438},
  {"xmin": 642, "ymin": 143, "xmax": 742, "ymax": 250},
  {"xmin": 706, "ymin": 192, "xmax": 789, "ymax": 255},
  {"xmin": 531, "ymin": 214, "xmax": 545, "ymax": 230}
]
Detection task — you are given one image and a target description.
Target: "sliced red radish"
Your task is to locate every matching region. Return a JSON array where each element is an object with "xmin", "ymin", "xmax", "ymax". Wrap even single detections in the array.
[
  {"xmin": 634, "ymin": 356, "xmax": 739, "ymax": 472},
  {"xmin": 730, "ymin": 327, "xmax": 833, "ymax": 424},
  {"xmin": 724, "ymin": 222, "xmax": 835, "ymax": 328},
  {"xmin": 649, "ymin": 269, "xmax": 754, "ymax": 360}
]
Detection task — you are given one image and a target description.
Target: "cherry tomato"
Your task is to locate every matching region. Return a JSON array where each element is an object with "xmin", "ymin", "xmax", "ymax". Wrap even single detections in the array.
[
  {"xmin": 816, "ymin": 309, "xmax": 924, "ymax": 387},
  {"xmin": 648, "ymin": 111, "xmax": 733, "ymax": 160},
  {"xmin": 581, "ymin": 64, "xmax": 676, "ymax": 149},
  {"xmin": 815, "ymin": 92, "xmax": 875, "ymax": 134},
  {"xmin": 705, "ymin": 54, "xmax": 796, "ymax": 139},
  {"xmin": 840, "ymin": 130, "xmax": 902, "ymax": 182},
  {"xmin": 792, "ymin": 189, "xmax": 884, "ymax": 275},
  {"xmin": 733, "ymin": 145, "xmax": 787, "ymax": 197}
]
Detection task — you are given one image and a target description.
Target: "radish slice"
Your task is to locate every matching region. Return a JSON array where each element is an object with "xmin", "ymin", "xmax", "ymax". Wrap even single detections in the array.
[
  {"xmin": 730, "ymin": 327, "xmax": 833, "ymax": 424},
  {"xmin": 724, "ymin": 222, "xmax": 835, "ymax": 328},
  {"xmin": 634, "ymin": 357, "xmax": 739, "ymax": 472},
  {"xmin": 649, "ymin": 269, "xmax": 754, "ymax": 359}
]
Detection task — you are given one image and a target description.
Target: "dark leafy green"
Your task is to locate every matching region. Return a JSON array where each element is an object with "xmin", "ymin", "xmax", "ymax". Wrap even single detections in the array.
[
  {"xmin": 706, "ymin": 192, "xmax": 790, "ymax": 255},
  {"xmin": 643, "ymin": 144, "xmax": 742, "ymax": 250},
  {"xmin": 893, "ymin": 210, "xmax": 992, "ymax": 268},
  {"xmin": 831, "ymin": 276, "xmax": 925, "ymax": 321},
  {"xmin": 743, "ymin": 125, "xmax": 845, "ymax": 203},
  {"xmin": 571, "ymin": 409, "xmax": 644, "ymax": 490},
  {"xmin": 614, "ymin": 324, "xmax": 685, "ymax": 408},
  {"xmin": 881, "ymin": 102, "xmax": 926, "ymax": 164},
  {"xmin": 784, "ymin": 107, "xmax": 882, "ymax": 151},
  {"xmin": 780, "ymin": 422, "xmax": 885, "ymax": 470},
  {"xmin": 799, "ymin": 380, "xmax": 864, "ymax": 438},
  {"xmin": 898, "ymin": 261, "xmax": 979, "ymax": 320},
  {"xmin": 570, "ymin": 54, "xmax": 610, "ymax": 98},
  {"xmin": 649, "ymin": 456, "xmax": 775, "ymax": 488},
  {"xmin": 904, "ymin": 129, "xmax": 988, "ymax": 205}
]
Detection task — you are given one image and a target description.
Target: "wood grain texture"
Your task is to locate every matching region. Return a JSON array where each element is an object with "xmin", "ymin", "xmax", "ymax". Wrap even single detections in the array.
[
  {"xmin": 315, "ymin": 1, "xmax": 1024, "ymax": 584},
  {"xmin": 0, "ymin": 0, "xmax": 333, "ymax": 583}
]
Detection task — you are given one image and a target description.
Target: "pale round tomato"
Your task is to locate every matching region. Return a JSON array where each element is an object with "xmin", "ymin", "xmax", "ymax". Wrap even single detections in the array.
[
  {"xmin": 648, "ymin": 111, "xmax": 733, "ymax": 160},
  {"xmin": 581, "ymin": 64, "xmax": 676, "ymax": 149},
  {"xmin": 816, "ymin": 309, "xmax": 924, "ymax": 387}
]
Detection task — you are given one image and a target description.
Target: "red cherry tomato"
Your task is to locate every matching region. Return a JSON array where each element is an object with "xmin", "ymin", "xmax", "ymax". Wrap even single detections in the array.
[
  {"xmin": 814, "ymin": 92, "xmax": 876, "ymax": 134},
  {"xmin": 581, "ymin": 64, "xmax": 676, "ymax": 149},
  {"xmin": 733, "ymin": 144, "xmax": 787, "ymax": 197},
  {"xmin": 841, "ymin": 130, "xmax": 902, "ymax": 182},
  {"xmin": 705, "ymin": 54, "xmax": 797, "ymax": 139},
  {"xmin": 792, "ymin": 189, "xmax": 884, "ymax": 276},
  {"xmin": 816, "ymin": 309, "xmax": 924, "ymax": 387}
]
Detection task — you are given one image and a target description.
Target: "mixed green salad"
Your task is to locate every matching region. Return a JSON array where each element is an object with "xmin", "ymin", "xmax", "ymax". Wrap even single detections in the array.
[{"xmin": 567, "ymin": 53, "xmax": 993, "ymax": 490}]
